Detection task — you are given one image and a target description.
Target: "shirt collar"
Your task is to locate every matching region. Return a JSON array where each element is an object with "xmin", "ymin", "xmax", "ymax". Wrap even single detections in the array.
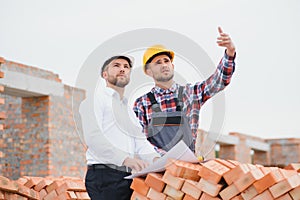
[
  {"xmin": 104, "ymin": 86, "xmax": 128, "ymax": 104},
  {"xmin": 152, "ymin": 82, "xmax": 179, "ymax": 94}
]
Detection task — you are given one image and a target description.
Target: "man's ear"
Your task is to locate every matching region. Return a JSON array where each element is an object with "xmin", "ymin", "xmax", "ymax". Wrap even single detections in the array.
[
  {"xmin": 145, "ymin": 68, "xmax": 153, "ymax": 77},
  {"xmin": 102, "ymin": 71, "xmax": 108, "ymax": 79}
]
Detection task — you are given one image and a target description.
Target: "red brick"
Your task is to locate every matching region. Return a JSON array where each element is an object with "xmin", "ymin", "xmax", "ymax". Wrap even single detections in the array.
[
  {"xmin": 275, "ymin": 193, "xmax": 293, "ymax": 200},
  {"xmin": 146, "ymin": 187, "xmax": 167, "ymax": 200},
  {"xmin": 180, "ymin": 162, "xmax": 202, "ymax": 181},
  {"xmin": 233, "ymin": 168, "xmax": 264, "ymax": 192},
  {"xmin": 0, "ymin": 57, "xmax": 4, "ymax": 64},
  {"xmin": 284, "ymin": 163, "xmax": 300, "ymax": 172},
  {"xmin": 231, "ymin": 195, "xmax": 243, "ymax": 200},
  {"xmin": 0, "ymin": 190, "xmax": 4, "ymax": 200},
  {"xmin": 223, "ymin": 164, "xmax": 250, "ymax": 185},
  {"xmin": 214, "ymin": 158, "xmax": 237, "ymax": 169},
  {"xmin": 196, "ymin": 178, "xmax": 223, "ymax": 197},
  {"xmin": 219, "ymin": 183, "xmax": 240, "ymax": 200},
  {"xmin": 165, "ymin": 158, "xmax": 186, "ymax": 177},
  {"xmin": 16, "ymin": 182, "xmax": 39, "ymax": 200},
  {"xmin": 39, "ymin": 189, "xmax": 47, "ymax": 199},
  {"xmin": 34, "ymin": 179, "xmax": 53, "ymax": 192},
  {"xmin": 24, "ymin": 176, "xmax": 43, "ymax": 188},
  {"xmin": 46, "ymin": 180, "xmax": 64, "ymax": 193},
  {"xmin": 16, "ymin": 178, "xmax": 28, "ymax": 186},
  {"xmin": 183, "ymin": 194, "xmax": 198, "ymax": 200},
  {"xmin": 198, "ymin": 160, "xmax": 230, "ymax": 184},
  {"xmin": 145, "ymin": 173, "xmax": 165, "ymax": 192},
  {"xmin": 162, "ymin": 170, "xmax": 185, "ymax": 190},
  {"xmin": 75, "ymin": 191, "xmax": 90, "ymax": 200},
  {"xmin": 130, "ymin": 177, "xmax": 150, "ymax": 196},
  {"xmin": 130, "ymin": 191, "xmax": 149, "ymax": 200},
  {"xmin": 163, "ymin": 184, "xmax": 184, "ymax": 200},
  {"xmin": 56, "ymin": 180, "xmax": 86, "ymax": 194},
  {"xmin": 181, "ymin": 179, "xmax": 202, "ymax": 199},
  {"xmin": 269, "ymin": 174, "xmax": 300, "ymax": 198},
  {"xmin": 253, "ymin": 168, "xmax": 284, "ymax": 193},
  {"xmin": 252, "ymin": 189, "xmax": 273, "ymax": 200},
  {"xmin": 240, "ymin": 185, "xmax": 259, "ymax": 200},
  {"xmin": 280, "ymin": 168, "xmax": 298, "ymax": 178},
  {"xmin": 289, "ymin": 185, "xmax": 300, "ymax": 199},
  {"xmin": 0, "ymin": 176, "xmax": 18, "ymax": 193},
  {"xmin": 43, "ymin": 189, "xmax": 58, "ymax": 200},
  {"xmin": 4, "ymin": 192, "xmax": 27, "ymax": 200},
  {"xmin": 199, "ymin": 192, "xmax": 221, "ymax": 200}
]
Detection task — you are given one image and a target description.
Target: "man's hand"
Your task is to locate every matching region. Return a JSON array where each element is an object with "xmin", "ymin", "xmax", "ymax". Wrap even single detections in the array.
[
  {"xmin": 217, "ymin": 26, "xmax": 236, "ymax": 57},
  {"xmin": 123, "ymin": 157, "xmax": 149, "ymax": 172}
]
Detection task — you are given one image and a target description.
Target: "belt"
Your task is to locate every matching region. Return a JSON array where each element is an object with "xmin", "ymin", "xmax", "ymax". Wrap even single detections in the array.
[{"xmin": 88, "ymin": 164, "xmax": 132, "ymax": 173}]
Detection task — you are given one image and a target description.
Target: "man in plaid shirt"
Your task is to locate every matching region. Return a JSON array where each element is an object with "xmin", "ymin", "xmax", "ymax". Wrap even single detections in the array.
[{"xmin": 133, "ymin": 27, "xmax": 236, "ymax": 156}]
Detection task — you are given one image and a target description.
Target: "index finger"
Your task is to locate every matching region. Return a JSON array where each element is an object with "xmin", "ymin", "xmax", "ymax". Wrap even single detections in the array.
[{"xmin": 218, "ymin": 27, "xmax": 223, "ymax": 34}]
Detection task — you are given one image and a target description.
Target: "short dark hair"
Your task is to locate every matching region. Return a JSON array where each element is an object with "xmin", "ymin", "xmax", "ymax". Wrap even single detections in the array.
[
  {"xmin": 145, "ymin": 52, "xmax": 172, "ymax": 70},
  {"xmin": 101, "ymin": 55, "xmax": 133, "ymax": 77}
]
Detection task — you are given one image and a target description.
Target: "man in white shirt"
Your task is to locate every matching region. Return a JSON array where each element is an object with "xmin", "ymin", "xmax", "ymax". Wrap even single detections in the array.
[{"xmin": 79, "ymin": 55, "xmax": 160, "ymax": 200}]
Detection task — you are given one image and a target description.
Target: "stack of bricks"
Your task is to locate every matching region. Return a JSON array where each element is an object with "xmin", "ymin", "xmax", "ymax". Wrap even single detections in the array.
[
  {"xmin": 0, "ymin": 57, "xmax": 5, "ymax": 131},
  {"xmin": 130, "ymin": 158, "xmax": 300, "ymax": 200},
  {"xmin": 0, "ymin": 175, "xmax": 90, "ymax": 200}
]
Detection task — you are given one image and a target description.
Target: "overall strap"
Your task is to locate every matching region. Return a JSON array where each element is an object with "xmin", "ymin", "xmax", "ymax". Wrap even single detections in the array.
[
  {"xmin": 147, "ymin": 92, "xmax": 162, "ymax": 112},
  {"xmin": 176, "ymin": 86, "xmax": 184, "ymax": 111}
]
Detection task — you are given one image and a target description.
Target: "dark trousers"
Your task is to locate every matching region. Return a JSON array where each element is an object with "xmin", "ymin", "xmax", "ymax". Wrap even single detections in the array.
[{"xmin": 85, "ymin": 167, "xmax": 133, "ymax": 200}]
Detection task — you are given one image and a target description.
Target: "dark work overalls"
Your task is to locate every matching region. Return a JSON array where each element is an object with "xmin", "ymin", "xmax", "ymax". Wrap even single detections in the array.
[{"xmin": 146, "ymin": 86, "xmax": 195, "ymax": 152}]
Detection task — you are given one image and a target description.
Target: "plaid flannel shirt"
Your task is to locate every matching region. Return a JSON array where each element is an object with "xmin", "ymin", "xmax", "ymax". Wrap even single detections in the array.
[{"xmin": 133, "ymin": 52, "xmax": 236, "ymax": 151}]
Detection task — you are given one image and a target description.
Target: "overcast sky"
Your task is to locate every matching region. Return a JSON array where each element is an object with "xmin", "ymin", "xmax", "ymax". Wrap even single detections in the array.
[{"xmin": 1, "ymin": 0, "xmax": 299, "ymax": 139}]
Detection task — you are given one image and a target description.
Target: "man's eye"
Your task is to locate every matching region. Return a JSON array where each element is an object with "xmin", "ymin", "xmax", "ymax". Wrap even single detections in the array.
[{"xmin": 124, "ymin": 65, "xmax": 129, "ymax": 68}]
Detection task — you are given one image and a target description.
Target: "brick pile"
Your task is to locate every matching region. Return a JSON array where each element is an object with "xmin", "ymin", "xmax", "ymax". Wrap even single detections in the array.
[
  {"xmin": 0, "ymin": 175, "xmax": 90, "ymax": 200},
  {"xmin": 130, "ymin": 158, "xmax": 300, "ymax": 200}
]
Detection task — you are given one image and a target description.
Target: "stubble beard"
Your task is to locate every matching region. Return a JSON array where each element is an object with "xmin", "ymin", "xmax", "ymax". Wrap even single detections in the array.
[
  {"xmin": 154, "ymin": 72, "xmax": 174, "ymax": 82},
  {"xmin": 107, "ymin": 75, "xmax": 130, "ymax": 88}
]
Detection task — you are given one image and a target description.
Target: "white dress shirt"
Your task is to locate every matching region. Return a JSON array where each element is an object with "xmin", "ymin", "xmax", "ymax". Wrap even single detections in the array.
[{"xmin": 79, "ymin": 83, "xmax": 160, "ymax": 166}]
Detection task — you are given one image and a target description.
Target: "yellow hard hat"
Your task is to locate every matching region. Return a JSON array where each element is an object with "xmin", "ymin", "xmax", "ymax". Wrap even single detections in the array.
[{"xmin": 143, "ymin": 44, "xmax": 174, "ymax": 73}]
